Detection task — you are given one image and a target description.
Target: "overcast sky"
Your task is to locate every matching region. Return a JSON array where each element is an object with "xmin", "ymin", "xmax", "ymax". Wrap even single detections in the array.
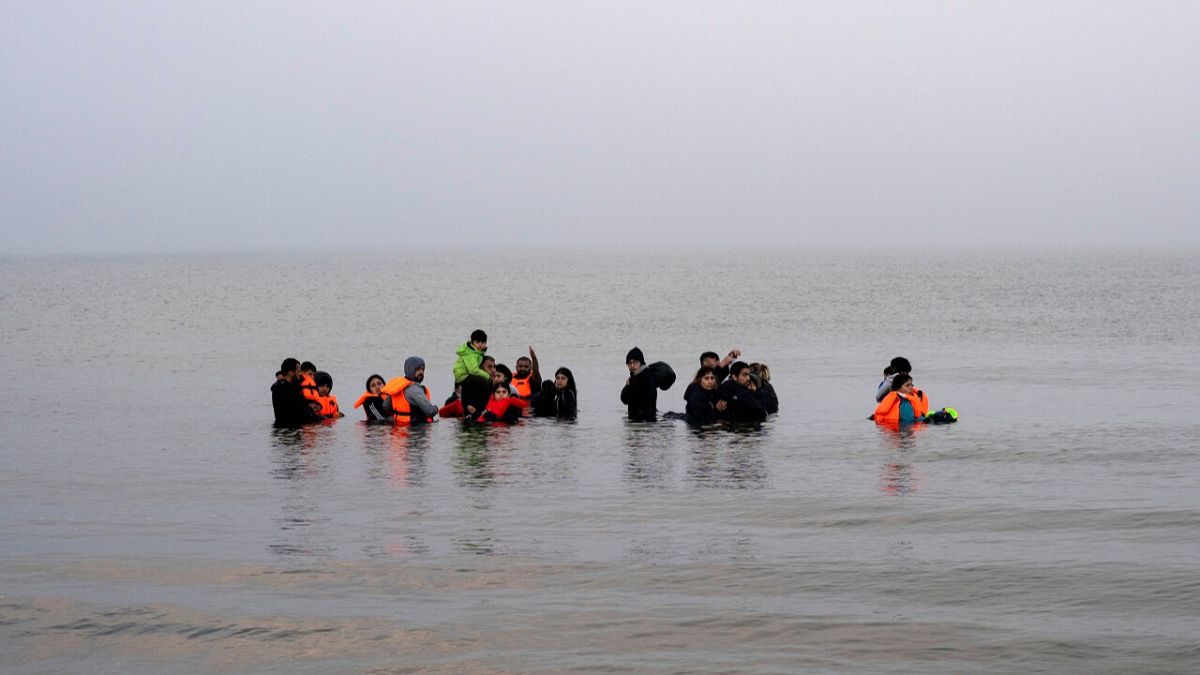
[{"xmin": 1, "ymin": 1, "xmax": 1197, "ymax": 255}]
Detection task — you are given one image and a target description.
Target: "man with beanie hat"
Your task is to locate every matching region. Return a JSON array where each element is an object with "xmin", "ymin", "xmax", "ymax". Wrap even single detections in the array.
[
  {"xmin": 382, "ymin": 356, "xmax": 439, "ymax": 424},
  {"xmin": 620, "ymin": 347, "xmax": 659, "ymax": 422}
]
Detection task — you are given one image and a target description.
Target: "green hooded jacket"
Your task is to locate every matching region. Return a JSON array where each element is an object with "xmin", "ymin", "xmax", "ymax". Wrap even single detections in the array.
[{"xmin": 452, "ymin": 341, "xmax": 488, "ymax": 383}]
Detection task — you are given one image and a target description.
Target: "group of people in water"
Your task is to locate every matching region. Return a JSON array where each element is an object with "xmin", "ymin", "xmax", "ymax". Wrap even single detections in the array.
[
  {"xmin": 620, "ymin": 347, "xmax": 779, "ymax": 424},
  {"xmin": 270, "ymin": 330, "xmax": 577, "ymax": 428},
  {"xmin": 270, "ymin": 329, "xmax": 954, "ymax": 428}
]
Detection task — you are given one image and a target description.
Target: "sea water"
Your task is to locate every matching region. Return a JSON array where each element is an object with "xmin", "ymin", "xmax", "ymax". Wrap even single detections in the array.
[{"xmin": 1, "ymin": 250, "xmax": 1198, "ymax": 673}]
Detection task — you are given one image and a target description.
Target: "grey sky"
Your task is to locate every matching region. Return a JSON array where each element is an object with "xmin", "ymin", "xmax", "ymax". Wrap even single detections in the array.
[{"xmin": 2, "ymin": 1, "xmax": 1197, "ymax": 255}]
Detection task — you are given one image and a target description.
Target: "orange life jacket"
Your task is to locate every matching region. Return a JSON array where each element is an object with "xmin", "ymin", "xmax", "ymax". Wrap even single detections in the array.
[
  {"xmin": 300, "ymin": 373, "xmax": 320, "ymax": 401},
  {"xmin": 316, "ymin": 395, "xmax": 340, "ymax": 417},
  {"xmin": 381, "ymin": 377, "xmax": 432, "ymax": 425},
  {"xmin": 873, "ymin": 389, "xmax": 929, "ymax": 424},
  {"xmin": 510, "ymin": 375, "xmax": 534, "ymax": 398}
]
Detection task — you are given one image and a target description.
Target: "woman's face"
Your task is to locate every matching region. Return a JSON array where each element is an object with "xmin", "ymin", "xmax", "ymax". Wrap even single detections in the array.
[
  {"xmin": 555, "ymin": 373, "xmax": 569, "ymax": 389},
  {"xmin": 368, "ymin": 378, "xmax": 383, "ymax": 394},
  {"xmin": 700, "ymin": 372, "xmax": 717, "ymax": 390},
  {"xmin": 494, "ymin": 387, "xmax": 510, "ymax": 400},
  {"xmin": 899, "ymin": 380, "xmax": 915, "ymax": 395}
]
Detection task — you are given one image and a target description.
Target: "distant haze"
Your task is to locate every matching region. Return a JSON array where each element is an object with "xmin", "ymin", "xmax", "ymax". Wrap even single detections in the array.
[{"xmin": 2, "ymin": 1, "xmax": 1197, "ymax": 255}]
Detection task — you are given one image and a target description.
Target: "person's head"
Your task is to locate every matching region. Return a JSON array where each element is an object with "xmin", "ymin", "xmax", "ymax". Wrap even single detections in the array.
[
  {"xmin": 300, "ymin": 361, "xmax": 317, "ymax": 376},
  {"xmin": 730, "ymin": 361, "xmax": 752, "ymax": 387},
  {"xmin": 403, "ymin": 356, "xmax": 426, "ymax": 383},
  {"xmin": 626, "ymin": 347, "xmax": 645, "ymax": 373},
  {"xmin": 889, "ymin": 356, "xmax": 912, "ymax": 374},
  {"xmin": 280, "ymin": 358, "xmax": 301, "ymax": 382},
  {"xmin": 554, "ymin": 367, "xmax": 576, "ymax": 392},
  {"xmin": 747, "ymin": 373, "xmax": 761, "ymax": 392},
  {"xmin": 494, "ymin": 363, "xmax": 513, "ymax": 384},
  {"xmin": 694, "ymin": 366, "xmax": 718, "ymax": 391},
  {"xmin": 482, "ymin": 355, "xmax": 496, "ymax": 375},
  {"xmin": 699, "ymin": 351, "xmax": 720, "ymax": 367},
  {"xmin": 470, "ymin": 329, "xmax": 488, "ymax": 352},
  {"xmin": 314, "ymin": 371, "xmax": 333, "ymax": 396},
  {"xmin": 492, "ymin": 380, "xmax": 510, "ymax": 399},
  {"xmin": 515, "ymin": 356, "xmax": 532, "ymax": 378},
  {"xmin": 891, "ymin": 373, "xmax": 913, "ymax": 394},
  {"xmin": 750, "ymin": 362, "xmax": 772, "ymax": 384},
  {"xmin": 275, "ymin": 370, "xmax": 285, "ymax": 382},
  {"xmin": 365, "ymin": 374, "xmax": 385, "ymax": 395}
]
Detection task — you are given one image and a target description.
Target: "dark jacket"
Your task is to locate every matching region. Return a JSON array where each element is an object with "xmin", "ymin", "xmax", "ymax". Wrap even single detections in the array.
[
  {"xmin": 620, "ymin": 366, "xmax": 658, "ymax": 421},
  {"xmin": 758, "ymin": 381, "xmax": 779, "ymax": 414},
  {"xmin": 715, "ymin": 380, "xmax": 767, "ymax": 423},
  {"xmin": 683, "ymin": 382, "xmax": 718, "ymax": 424},
  {"xmin": 532, "ymin": 381, "xmax": 577, "ymax": 419},
  {"xmin": 271, "ymin": 379, "xmax": 323, "ymax": 427}
]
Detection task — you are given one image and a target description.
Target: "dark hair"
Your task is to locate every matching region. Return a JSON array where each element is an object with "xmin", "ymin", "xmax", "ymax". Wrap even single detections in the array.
[
  {"xmin": 314, "ymin": 371, "xmax": 333, "ymax": 390},
  {"xmin": 891, "ymin": 373, "xmax": 912, "ymax": 391},
  {"xmin": 729, "ymin": 361, "xmax": 750, "ymax": 377},
  {"xmin": 281, "ymin": 358, "xmax": 300, "ymax": 373},
  {"xmin": 555, "ymin": 367, "xmax": 577, "ymax": 393},
  {"xmin": 275, "ymin": 370, "xmax": 284, "ymax": 378},
  {"xmin": 482, "ymin": 355, "xmax": 496, "ymax": 366},
  {"xmin": 470, "ymin": 329, "xmax": 488, "ymax": 343},
  {"xmin": 365, "ymin": 374, "xmax": 384, "ymax": 390},
  {"xmin": 495, "ymin": 363, "xmax": 513, "ymax": 381},
  {"xmin": 516, "ymin": 356, "xmax": 532, "ymax": 366},
  {"xmin": 492, "ymin": 380, "xmax": 511, "ymax": 394},
  {"xmin": 693, "ymin": 365, "xmax": 716, "ymax": 384},
  {"xmin": 300, "ymin": 361, "xmax": 317, "ymax": 373},
  {"xmin": 699, "ymin": 351, "xmax": 719, "ymax": 363},
  {"xmin": 890, "ymin": 357, "xmax": 911, "ymax": 374}
]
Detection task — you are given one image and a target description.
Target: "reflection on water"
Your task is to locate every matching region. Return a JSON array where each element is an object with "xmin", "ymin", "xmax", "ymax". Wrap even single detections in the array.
[
  {"xmin": 359, "ymin": 423, "xmax": 432, "ymax": 488},
  {"xmin": 880, "ymin": 462, "xmax": 921, "ymax": 496},
  {"xmin": 875, "ymin": 425, "xmax": 926, "ymax": 495},
  {"xmin": 686, "ymin": 425, "xmax": 769, "ymax": 489},
  {"xmin": 269, "ymin": 427, "xmax": 333, "ymax": 480},
  {"xmin": 451, "ymin": 424, "xmax": 508, "ymax": 489},
  {"xmin": 623, "ymin": 421, "xmax": 676, "ymax": 487}
]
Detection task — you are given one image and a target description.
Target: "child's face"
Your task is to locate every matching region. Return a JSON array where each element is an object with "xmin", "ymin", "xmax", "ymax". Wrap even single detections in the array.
[
  {"xmin": 494, "ymin": 387, "xmax": 510, "ymax": 400},
  {"xmin": 368, "ymin": 378, "xmax": 383, "ymax": 394},
  {"xmin": 318, "ymin": 384, "xmax": 331, "ymax": 396}
]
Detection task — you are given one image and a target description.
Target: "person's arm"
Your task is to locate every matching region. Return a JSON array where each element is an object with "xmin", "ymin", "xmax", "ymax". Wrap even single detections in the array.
[
  {"xmin": 528, "ymin": 347, "xmax": 542, "ymax": 394},
  {"xmin": 406, "ymin": 385, "xmax": 439, "ymax": 418},
  {"xmin": 875, "ymin": 374, "xmax": 894, "ymax": 403},
  {"xmin": 465, "ymin": 351, "xmax": 489, "ymax": 379},
  {"xmin": 718, "ymin": 349, "xmax": 741, "ymax": 368}
]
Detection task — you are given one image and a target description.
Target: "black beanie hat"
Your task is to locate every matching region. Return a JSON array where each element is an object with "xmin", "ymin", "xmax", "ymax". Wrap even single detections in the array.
[{"xmin": 626, "ymin": 347, "xmax": 645, "ymax": 365}]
